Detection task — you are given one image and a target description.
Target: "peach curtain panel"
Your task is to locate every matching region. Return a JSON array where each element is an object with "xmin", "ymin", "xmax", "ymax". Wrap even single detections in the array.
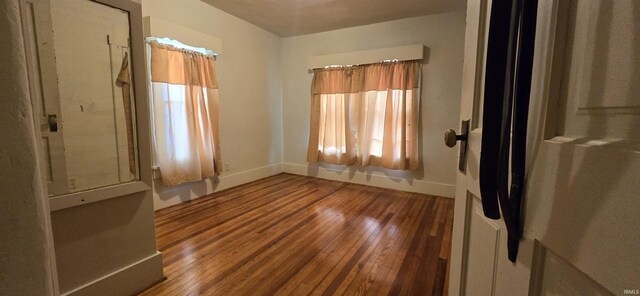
[
  {"xmin": 150, "ymin": 41, "xmax": 222, "ymax": 186},
  {"xmin": 307, "ymin": 60, "xmax": 421, "ymax": 170}
]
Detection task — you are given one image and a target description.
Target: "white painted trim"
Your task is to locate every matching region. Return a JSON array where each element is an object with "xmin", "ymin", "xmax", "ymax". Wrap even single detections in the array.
[
  {"xmin": 152, "ymin": 161, "xmax": 455, "ymax": 211},
  {"xmin": 143, "ymin": 16, "xmax": 222, "ymax": 54},
  {"xmin": 307, "ymin": 44, "xmax": 426, "ymax": 69},
  {"xmin": 282, "ymin": 162, "xmax": 455, "ymax": 198},
  {"xmin": 49, "ymin": 181, "xmax": 150, "ymax": 212},
  {"xmin": 62, "ymin": 251, "xmax": 163, "ymax": 296},
  {"xmin": 152, "ymin": 163, "xmax": 284, "ymax": 210}
]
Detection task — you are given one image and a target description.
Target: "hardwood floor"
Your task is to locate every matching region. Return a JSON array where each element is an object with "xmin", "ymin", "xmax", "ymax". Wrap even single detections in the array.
[{"xmin": 139, "ymin": 173, "xmax": 454, "ymax": 296}]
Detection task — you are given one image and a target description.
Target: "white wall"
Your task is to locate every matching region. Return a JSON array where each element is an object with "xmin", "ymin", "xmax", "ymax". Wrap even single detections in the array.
[
  {"xmin": 0, "ymin": 1, "xmax": 56, "ymax": 294},
  {"xmin": 140, "ymin": 2, "xmax": 466, "ymax": 207},
  {"xmin": 281, "ymin": 12, "xmax": 466, "ymax": 197},
  {"xmin": 142, "ymin": 0, "xmax": 284, "ymax": 209}
]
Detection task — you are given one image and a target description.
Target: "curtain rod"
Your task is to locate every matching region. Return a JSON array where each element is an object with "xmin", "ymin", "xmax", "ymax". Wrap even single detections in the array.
[
  {"xmin": 145, "ymin": 37, "xmax": 220, "ymax": 57},
  {"xmin": 311, "ymin": 58, "xmax": 422, "ymax": 71}
]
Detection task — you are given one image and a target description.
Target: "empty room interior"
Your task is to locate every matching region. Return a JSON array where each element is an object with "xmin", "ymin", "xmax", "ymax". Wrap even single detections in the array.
[{"xmin": 1, "ymin": 0, "xmax": 638, "ymax": 295}]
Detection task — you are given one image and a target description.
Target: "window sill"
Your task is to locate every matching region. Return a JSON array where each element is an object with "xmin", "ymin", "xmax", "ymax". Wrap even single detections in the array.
[{"xmin": 49, "ymin": 181, "xmax": 150, "ymax": 212}]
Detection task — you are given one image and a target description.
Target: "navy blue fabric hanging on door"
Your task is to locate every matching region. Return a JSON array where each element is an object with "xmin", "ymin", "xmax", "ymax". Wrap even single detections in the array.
[{"xmin": 479, "ymin": 0, "xmax": 538, "ymax": 262}]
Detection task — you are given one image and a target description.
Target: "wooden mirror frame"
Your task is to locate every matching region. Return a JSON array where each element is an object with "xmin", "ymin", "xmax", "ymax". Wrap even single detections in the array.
[{"xmin": 47, "ymin": 0, "xmax": 153, "ymax": 211}]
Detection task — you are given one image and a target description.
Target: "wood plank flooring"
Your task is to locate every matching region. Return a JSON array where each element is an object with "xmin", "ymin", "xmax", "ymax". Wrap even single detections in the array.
[{"xmin": 139, "ymin": 173, "xmax": 454, "ymax": 296}]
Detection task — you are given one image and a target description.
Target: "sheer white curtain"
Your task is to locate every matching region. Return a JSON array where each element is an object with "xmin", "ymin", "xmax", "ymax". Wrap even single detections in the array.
[
  {"xmin": 149, "ymin": 41, "xmax": 222, "ymax": 186},
  {"xmin": 308, "ymin": 60, "xmax": 421, "ymax": 170},
  {"xmin": 307, "ymin": 69, "xmax": 358, "ymax": 165}
]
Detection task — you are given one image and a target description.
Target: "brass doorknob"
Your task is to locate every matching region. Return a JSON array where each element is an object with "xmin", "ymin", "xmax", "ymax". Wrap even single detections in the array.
[{"xmin": 444, "ymin": 129, "xmax": 465, "ymax": 148}]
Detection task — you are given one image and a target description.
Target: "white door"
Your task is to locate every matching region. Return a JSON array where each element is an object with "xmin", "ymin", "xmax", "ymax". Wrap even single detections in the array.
[
  {"xmin": 448, "ymin": 0, "xmax": 640, "ymax": 295},
  {"xmin": 19, "ymin": 0, "xmax": 69, "ymax": 196}
]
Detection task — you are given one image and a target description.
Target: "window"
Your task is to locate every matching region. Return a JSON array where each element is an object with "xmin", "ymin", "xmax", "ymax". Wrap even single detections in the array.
[
  {"xmin": 308, "ymin": 60, "xmax": 421, "ymax": 170},
  {"xmin": 147, "ymin": 38, "xmax": 222, "ymax": 186}
]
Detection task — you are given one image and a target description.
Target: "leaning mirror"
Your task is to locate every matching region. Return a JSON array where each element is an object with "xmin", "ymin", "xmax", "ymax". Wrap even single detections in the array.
[{"xmin": 25, "ymin": 0, "xmax": 139, "ymax": 196}]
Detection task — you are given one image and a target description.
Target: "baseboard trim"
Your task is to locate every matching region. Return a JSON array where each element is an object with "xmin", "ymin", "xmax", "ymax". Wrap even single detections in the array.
[
  {"xmin": 283, "ymin": 162, "xmax": 455, "ymax": 198},
  {"xmin": 62, "ymin": 251, "xmax": 163, "ymax": 296},
  {"xmin": 152, "ymin": 163, "xmax": 284, "ymax": 210}
]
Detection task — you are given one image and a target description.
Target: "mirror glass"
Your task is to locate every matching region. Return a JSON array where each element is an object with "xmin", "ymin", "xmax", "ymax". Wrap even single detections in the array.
[{"xmin": 30, "ymin": 0, "xmax": 138, "ymax": 196}]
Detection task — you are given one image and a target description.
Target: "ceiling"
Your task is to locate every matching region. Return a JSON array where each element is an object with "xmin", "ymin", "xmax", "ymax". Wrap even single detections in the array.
[{"xmin": 200, "ymin": 0, "xmax": 467, "ymax": 37}]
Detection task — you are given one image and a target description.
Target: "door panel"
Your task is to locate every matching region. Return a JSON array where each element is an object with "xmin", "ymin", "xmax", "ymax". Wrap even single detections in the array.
[
  {"xmin": 452, "ymin": 0, "xmax": 534, "ymax": 294},
  {"xmin": 526, "ymin": 142, "xmax": 640, "ymax": 293},
  {"xmin": 556, "ymin": 0, "xmax": 640, "ymax": 141},
  {"xmin": 463, "ymin": 194, "xmax": 500, "ymax": 296},
  {"xmin": 448, "ymin": 0, "xmax": 488, "ymax": 295},
  {"xmin": 470, "ymin": 0, "xmax": 491, "ymax": 131},
  {"xmin": 525, "ymin": 0, "xmax": 640, "ymax": 293},
  {"xmin": 450, "ymin": 0, "xmax": 639, "ymax": 295},
  {"xmin": 465, "ymin": 130, "xmax": 482, "ymax": 197},
  {"xmin": 534, "ymin": 248, "xmax": 613, "ymax": 296},
  {"xmin": 21, "ymin": 0, "xmax": 69, "ymax": 195}
]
